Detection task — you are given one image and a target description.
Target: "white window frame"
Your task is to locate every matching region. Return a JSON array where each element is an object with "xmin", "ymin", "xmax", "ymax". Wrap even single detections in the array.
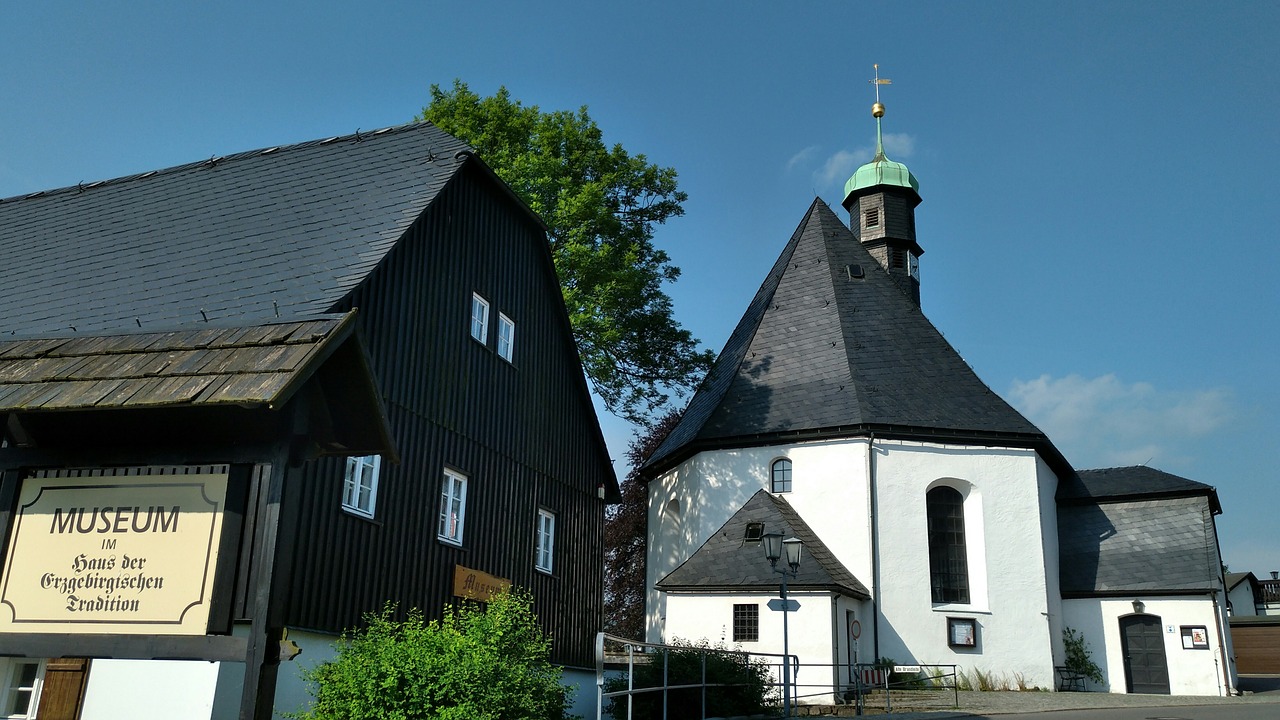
[
  {"xmin": 439, "ymin": 469, "xmax": 468, "ymax": 546},
  {"xmin": 535, "ymin": 508, "xmax": 555, "ymax": 573},
  {"xmin": 342, "ymin": 455, "xmax": 381, "ymax": 518},
  {"xmin": 497, "ymin": 313, "xmax": 515, "ymax": 362},
  {"xmin": 470, "ymin": 293, "xmax": 490, "ymax": 344},
  {"xmin": 0, "ymin": 658, "xmax": 44, "ymax": 720}
]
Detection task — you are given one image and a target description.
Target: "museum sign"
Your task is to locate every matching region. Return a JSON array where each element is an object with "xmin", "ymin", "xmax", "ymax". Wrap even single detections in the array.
[{"xmin": 0, "ymin": 469, "xmax": 228, "ymax": 635}]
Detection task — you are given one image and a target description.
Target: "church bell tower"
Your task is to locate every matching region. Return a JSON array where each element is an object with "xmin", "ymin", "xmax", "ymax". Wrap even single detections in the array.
[{"xmin": 841, "ymin": 65, "xmax": 924, "ymax": 306}]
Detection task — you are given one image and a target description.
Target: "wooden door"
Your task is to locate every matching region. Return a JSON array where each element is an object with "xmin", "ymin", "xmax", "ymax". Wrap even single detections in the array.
[
  {"xmin": 34, "ymin": 658, "xmax": 89, "ymax": 720},
  {"xmin": 1120, "ymin": 615, "xmax": 1170, "ymax": 694}
]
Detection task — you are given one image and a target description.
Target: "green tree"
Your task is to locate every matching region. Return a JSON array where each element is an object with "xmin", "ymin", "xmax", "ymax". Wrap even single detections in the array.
[
  {"xmin": 420, "ymin": 81, "xmax": 714, "ymax": 425},
  {"xmin": 292, "ymin": 590, "xmax": 571, "ymax": 720}
]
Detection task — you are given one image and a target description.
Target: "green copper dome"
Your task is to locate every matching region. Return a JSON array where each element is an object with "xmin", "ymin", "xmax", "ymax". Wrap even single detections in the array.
[
  {"xmin": 844, "ymin": 151, "xmax": 919, "ymax": 197},
  {"xmin": 843, "ymin": 102, "xmax": 920, "ymax": 200}
]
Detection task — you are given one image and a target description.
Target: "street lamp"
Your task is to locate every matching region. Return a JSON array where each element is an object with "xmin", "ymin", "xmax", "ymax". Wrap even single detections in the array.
[{"xmin": 763, "ymin": 532, "xmax": 802, "ymax": 718}]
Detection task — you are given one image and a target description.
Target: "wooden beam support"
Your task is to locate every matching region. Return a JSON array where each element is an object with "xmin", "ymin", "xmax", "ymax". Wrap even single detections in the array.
[{"xmin": 0, "ymin": 634, "xmax": 249, "ymax": 662}]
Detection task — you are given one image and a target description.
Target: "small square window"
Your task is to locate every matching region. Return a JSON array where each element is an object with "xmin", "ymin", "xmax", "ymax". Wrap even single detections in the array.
[
  {"xmin": 439, "ymin": 469, "xmax": 468, "ymax": 546},
  {"xmin": 733, "ymin": 604, "xmax": 759, "ymax": 642},
  {"xmin": 342, "ymin": 455, "xmax": 380, "ymax": 518},
  {"xmin": 535, "ymin": 508, "xmax": 555, "ymax": 573},
  {"xmin": 471, "ymin": 293, "xmax": 490, "ymax": 344},
  {"xmin": 497, "ymin": 313, "xmax": 515, "ymax": 362},
  {"xmin": 744, "ymin": 522, "xmax": 765, "ymax": 543}
]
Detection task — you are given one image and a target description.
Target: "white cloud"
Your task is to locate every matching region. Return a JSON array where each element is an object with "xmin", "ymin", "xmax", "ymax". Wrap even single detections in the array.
[
  {"xmin": 810, "ymin": 132, "xmax": 918, "ymax": 193},
  {"xmin": 1007, "ymin": 373, "xmax": 1233, "ymax": 470},
  {"xmin": 882, "ymin": 132, "xmax": 915, "ymax": 158},
  {"xmin": 816, "ymin": 148, "xmax": 869, "ymax": 187},
  {"xmin": 785, "ymin": 145, "xmax": 819, "ymax": 173}
]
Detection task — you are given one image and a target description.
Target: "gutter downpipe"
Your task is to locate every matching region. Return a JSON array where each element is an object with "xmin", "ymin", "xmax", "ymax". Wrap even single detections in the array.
[
  {"xmin": 867, "ymin": 433, "xmax": 880, "ymax": 661},
  {"xmin": 1209, "ymin": 505, "xmax": 1235, "ymax": 695}
]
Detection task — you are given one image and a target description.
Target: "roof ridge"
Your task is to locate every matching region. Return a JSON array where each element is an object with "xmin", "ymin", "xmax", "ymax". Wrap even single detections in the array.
[{"xmin": 0, "ymin": 121, "xmax": 459, "ymax": 205}]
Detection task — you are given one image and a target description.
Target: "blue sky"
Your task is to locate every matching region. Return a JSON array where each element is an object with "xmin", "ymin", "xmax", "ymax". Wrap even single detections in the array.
[{"xmin": 2, "ymin": 2, "xmax": 1276, "ymax": 575}]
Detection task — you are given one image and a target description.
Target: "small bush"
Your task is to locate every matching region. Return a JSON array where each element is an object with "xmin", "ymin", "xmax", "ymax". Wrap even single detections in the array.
[
  {"xmin": 292, "ymin": 589, "xmax": 571, "ymax": 720},
  {"xmin": 1062, "ymin": 627, "xmax": 1104, "ymax": 685},
  {"xmin": 602, "ymin": 639, "xmax": 776, "ymax": 720}
]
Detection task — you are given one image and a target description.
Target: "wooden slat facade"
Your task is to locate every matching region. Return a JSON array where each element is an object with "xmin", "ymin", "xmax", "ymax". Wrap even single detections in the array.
[{"xmin": 281, "ymin": 163, "xmax": 613, "ymax": 670}]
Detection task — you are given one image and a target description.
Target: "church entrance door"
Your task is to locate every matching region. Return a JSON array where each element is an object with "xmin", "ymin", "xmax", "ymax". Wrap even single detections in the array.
[{"xmin": 1120, "ymin": 614, "xmax": 1170, "ymax": 694}]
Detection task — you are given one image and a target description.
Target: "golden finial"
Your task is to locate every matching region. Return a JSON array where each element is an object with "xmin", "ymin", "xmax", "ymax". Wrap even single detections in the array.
[{"xmin": 870, "ymin": 63, "xmax": 892, "ymax": 118}]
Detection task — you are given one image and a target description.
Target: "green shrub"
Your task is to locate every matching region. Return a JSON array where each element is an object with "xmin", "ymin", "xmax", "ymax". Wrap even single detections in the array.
[
  {"xmin": 1062, "ymin": 627, "xmax": 1104, "ymax": 685},
  {"xmin": 602, "ymin": 639, "xmax": 776, "ymax": 720},
  {"xmin": 291, "ymin": 589, "xmax": 571, "ymax": 720}
]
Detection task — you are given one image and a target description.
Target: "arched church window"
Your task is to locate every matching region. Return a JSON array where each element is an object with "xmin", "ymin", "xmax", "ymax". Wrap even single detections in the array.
[
  {"xmin": 927, "ymin": 486, "xmax": 969, "ymax": 604},
  {"xmin": 771, "ymin": 459, "xmax": 792, "ymax": 493}
]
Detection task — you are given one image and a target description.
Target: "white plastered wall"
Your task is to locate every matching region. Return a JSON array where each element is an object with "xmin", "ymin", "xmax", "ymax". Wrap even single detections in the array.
[
  {"xmin": 1227, "ymin": 580, "xmax": 1258, "ymax": 617},
  {"xmin": 663, "ymin": 591, "xmax": 867, "ymax": 704},
  {"xmin": 647, "ymin": 438, "xmax": 1063, "ymax": 691},
  {"xmin": 1061, "ymin": 596, "xmax": 1230, "ymax": 696},
  {"xmin": 647, "ymin": 439, "xmax": 872, "ymax": 645},
  {"xmin": 873, "ymin": 441, "xmax": 1058, "ymax": 688},
  {"xmin": 79, "ymin": 659, "xmax": 221, "ymax": 720}
]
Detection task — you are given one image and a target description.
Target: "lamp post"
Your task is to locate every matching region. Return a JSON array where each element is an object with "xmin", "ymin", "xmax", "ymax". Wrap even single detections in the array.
[{"xmin": 763, "ymin": 532, "xmax": 802, "ymax": 718}]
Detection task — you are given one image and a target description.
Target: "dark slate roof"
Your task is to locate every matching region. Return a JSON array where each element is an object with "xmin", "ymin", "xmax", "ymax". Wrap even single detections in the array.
[
  {"xmin": 644, "ymin": 198, "xmax": 1052, "ymax": 474},
  {"xmin": 656, "ymin": 489, "xmax": 870, "ymax": 599},
  {"xmin": 0, "ymin": 122, "xmax": 471, "ymax": 337},
  {"xmin": 1059, "ymin": 466, "xmax": 1221, "ymax": 513},
  {"xmin": 0, "ymin": 315, "xmax": 353, "ymax": 411},
  {"xmin": 1058, "ymin": 494, "xmax": 1221, "ymax": 595},
  {"xmin": 1225, "ymin": 571, "xmax": 1258, "ymax": 593}
]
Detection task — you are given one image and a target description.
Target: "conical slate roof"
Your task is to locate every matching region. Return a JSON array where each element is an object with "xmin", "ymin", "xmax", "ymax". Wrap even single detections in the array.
[
  {"xmin": 656, "ymin": 489, "xmax": 869, "ymax": 598},
  {"xmin": 644, "ymin": 199, "xmax": 1051, "ymax": 474}
]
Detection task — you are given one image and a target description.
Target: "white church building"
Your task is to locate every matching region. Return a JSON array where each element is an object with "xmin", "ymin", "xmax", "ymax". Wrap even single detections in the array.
[{"xmin": 638, "ymin": 98, "xmax": 1235, "ymax": 700}]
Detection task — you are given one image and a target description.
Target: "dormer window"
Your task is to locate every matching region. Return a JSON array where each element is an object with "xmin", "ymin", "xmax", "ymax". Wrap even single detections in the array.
[{"xmin": 864, "ymin": 207, "xmax": 880, "ymax": 229}]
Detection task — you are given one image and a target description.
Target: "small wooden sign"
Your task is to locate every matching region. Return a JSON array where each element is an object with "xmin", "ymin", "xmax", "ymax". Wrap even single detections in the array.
[{"xmin": 452, "ymin": 564, "xmax": 510, "ymax": 601}]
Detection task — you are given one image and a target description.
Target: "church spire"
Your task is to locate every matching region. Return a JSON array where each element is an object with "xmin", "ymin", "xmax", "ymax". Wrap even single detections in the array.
[
  {"xmin": 842, "ymin": 64, "xmax": 924, "ymax": 306},
  {"xmin": 871, "ymin": 63, "xmax": 890, "ymax": 161}
]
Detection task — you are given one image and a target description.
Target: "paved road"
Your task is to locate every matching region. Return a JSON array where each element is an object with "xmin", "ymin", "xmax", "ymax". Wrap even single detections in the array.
[
  {"xmin": 857, "ymin": 676, "xmax": 1280, "ymax": 719},
  {"xmin": 953, "ymin": 706, "xmax": 1280, "ymax": 720}
]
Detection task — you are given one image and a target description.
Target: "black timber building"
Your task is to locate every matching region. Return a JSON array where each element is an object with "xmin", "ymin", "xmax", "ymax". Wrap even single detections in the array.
[{"xmin": 0, "ymin": 122, "xmax": 617, "ymax": 718}]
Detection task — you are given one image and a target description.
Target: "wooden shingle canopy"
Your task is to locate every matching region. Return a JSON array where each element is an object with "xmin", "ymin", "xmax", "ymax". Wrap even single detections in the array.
[{"xmin": 0, "ymin": 311, "xmax": 395, "ymax": 461}]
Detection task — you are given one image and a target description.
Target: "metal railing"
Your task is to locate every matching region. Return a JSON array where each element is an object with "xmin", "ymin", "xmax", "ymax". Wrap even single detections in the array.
[
  {"xmin": 595, "ymin": 633, "xmax": 959, "ymax": 719},
  {"xmin": 595, "ymin": 632, "xmax": 793, "ymax": 720}
]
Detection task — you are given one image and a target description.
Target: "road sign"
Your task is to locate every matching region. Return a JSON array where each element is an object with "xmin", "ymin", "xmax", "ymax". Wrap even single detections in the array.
[
  {"xmin": 767, "ymin": 598, "xmax": 799, "ymax": 612},
  {"xmin": 850, "ymin": 619, "xmax": 861, "ymax": 640}
]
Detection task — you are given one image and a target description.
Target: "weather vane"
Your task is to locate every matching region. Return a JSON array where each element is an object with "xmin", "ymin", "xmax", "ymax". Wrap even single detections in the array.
[{"xmin": 869, "ymin": 64, "xmax": 891, "ymax": 118}]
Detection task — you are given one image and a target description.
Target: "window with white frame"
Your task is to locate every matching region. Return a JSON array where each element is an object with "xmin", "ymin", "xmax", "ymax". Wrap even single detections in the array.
[
  {"xmin": 497, "ymin": 313, "xmax": 515, "ymax": 362},
  {"xmin": 535, "ymin": 508, "xmax": 555, "ymax": 573},
  {"xmin": 470, "ymin": 293, "xmax": 490, "ymax": 344},
  {"xmin": 439, "ymin": 469, "xmax": 467, "ymax": 546},
  {"xmin": 1, "ymin": 659, "xmax": 43, "ymax": 720},
  {"xmin": 342, "ymin": 455, "xmax": 381, "ymax": 518}
]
